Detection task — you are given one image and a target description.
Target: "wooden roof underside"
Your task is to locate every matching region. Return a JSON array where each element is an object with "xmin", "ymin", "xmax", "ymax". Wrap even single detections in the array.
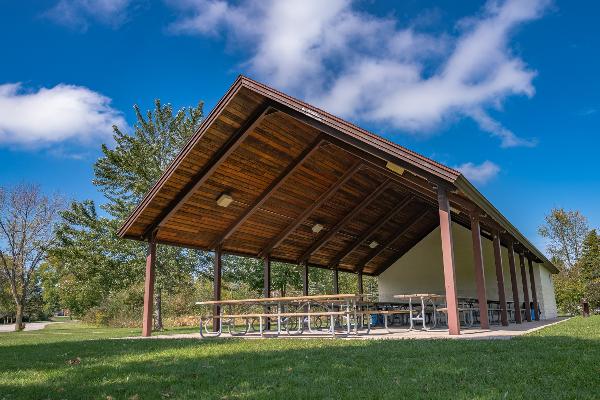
[{"xmin": 119, "ymin": 76, "xmax": 557, "ymax": 275}]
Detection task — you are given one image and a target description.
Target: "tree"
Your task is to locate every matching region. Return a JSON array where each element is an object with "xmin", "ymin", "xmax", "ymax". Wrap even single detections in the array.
[
  {"xmin": 538, "ymin": 208, "xmax": 589, "ymax": 269},
  {"xmin": 50, "ymin": 201, "xmax": 143, "ymax": 316},
  {"xmin": 272, "ymin": 263, "xmax": 303, "ymax": 297},
  {"xmin": 95, "ymin": 100, "xmax": 207, "ymax": 330},
  {"xmin": 0, "ymin": 273, "xmax": 13, "ymax": 319},
  {"xmin": 547, "ymin": 228, "xmax": 600, "ymax": 315},
  {"xmin": 94, "ymin": 100, "xmax": 204, "ymax": 219},
  {"xmin": 575, "ymin": 230, "xmax": 600, "ymax": 311},
  {"xmin": 0, "ymin": 184, "xmax": 63, "ymax": 330},
  {"xmin": 553, "ymin": 269, "xmax": 586, "ymax": 315},
  {"xmin": 50, "ymin": 100, "xmax": 211, "ymax": 330},
  {"xmin": 38, "ymin": 261, "xmax": 62, "ymax": 316},
  {"xmin": 577, "ymin": 230, "xmax": 600, "ymax": 281},
  {"xmin": 222, "ymin": 256, "xmax": 303, "ymax": 298}
]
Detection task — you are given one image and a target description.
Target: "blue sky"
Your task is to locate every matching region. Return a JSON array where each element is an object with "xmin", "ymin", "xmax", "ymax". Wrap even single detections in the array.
[{"xmin": 0, "ymin": 0, "xmax": 598, "ymax": 253}]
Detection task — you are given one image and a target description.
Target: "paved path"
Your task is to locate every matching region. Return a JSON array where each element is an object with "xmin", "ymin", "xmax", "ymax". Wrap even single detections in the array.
[
  {"xmin": 0, "ymin": 321, "xmax": 55, "ymax": 333},
  {"xmin": 122, "ymin": 317, "xmax": 569, "ymax": 340}
]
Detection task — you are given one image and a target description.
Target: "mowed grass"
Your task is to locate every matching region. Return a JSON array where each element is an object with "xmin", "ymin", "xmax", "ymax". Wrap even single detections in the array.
[{"xmin": 1, "ymin": 317, "xmax": 599, "ymax": 399}]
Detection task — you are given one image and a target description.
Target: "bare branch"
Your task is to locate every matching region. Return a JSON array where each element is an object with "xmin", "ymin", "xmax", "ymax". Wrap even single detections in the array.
[{"xmin": 0, "ymin": 183, "xmax": 64, "ymax": 326}]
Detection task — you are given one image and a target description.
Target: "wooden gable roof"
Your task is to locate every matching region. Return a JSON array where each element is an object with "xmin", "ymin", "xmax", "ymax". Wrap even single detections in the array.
[{"xmin": 118, "ymin": 76, "xmax": 557, "ymax": 275}]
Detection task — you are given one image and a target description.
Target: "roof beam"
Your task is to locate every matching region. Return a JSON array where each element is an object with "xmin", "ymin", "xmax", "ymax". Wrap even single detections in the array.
[
  {"xmin": 356, "ymin": 209, "xmax": 431, "ymax": 271},
  {"xmin": 297, "ymin": 178, "xmax": 393, "ymax": 264},
  {"xmin": 328, "ymin": 194, "xmax": 414, "ymax": 267},
  {"xmin": 321, "ymin": 136, "xmax": 479, "ymax": 216},
  {"xmin": 211, "ymin": 136, "xmax": 326, "ymax": 248},
  {"xmin": 259, "ymin": 160, "xmax": 362, "ymax": 258},
  {"xmin": 321, "ymin": 137, "xmax": 443, "ymax": 203},
  {"xmin": 142, "ymin": 103, "xmax": 274, "ymax": 238},
  {"xmin": 269, "ymin": 102, "xmax": 448, "ymax": 183}
]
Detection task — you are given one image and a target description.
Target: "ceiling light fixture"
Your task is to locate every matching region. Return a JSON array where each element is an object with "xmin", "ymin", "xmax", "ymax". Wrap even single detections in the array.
[
  {"xmin": 216, "ymin": 193, "xmax": 233, "ymax": 208},
  {"xmin": 369, "ymin": 241, "xmax": 379, "ymax": 249},
  {"xmin": 312, "ymin": 223, "xmax": 324, "ymax": 233}
]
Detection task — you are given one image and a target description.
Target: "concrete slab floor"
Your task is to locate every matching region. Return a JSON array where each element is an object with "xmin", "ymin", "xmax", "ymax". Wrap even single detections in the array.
[{"xmin": 122, "ymin": 317, "xmax": 569, "ymax": 341}]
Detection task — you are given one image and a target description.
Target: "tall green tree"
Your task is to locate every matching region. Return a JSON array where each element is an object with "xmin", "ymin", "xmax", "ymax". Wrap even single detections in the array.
[
  {"xmin": 0, "ymin": 273, "xmax": 13, "ymax": 319},
  {"xmin": 50, "ymin": 100, "xmax": 212, "ymax": 329},
  {"xmin": 538, "ymin": 208, "xmax": 589, "ymax": 270},
  {"xmin": 94, "ymin": 100, "xmax": 203, "ymax": 219},
  {"xmin": 577, "ymin": 230, "xmax": 600, "ymax": 281},
  {"xmin": 50, "ymin": 201, "xmax": 142, "ymax": 316},
  {"xmin": 576, "ymin": 230, "xmax": 600, "ymax": 310},
  {"xmin": 223, "ymin": 256, "xmax": 303, "ymax": 297}
]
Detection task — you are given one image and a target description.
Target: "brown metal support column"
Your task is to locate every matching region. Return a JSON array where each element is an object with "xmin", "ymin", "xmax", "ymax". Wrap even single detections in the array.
[
  {"xmin": 142, "ymin": 236, "xmax": 156, "ymax": 337},
  {"xmin": 333, "ymin": 268, "xmax": 339, "ymax": 294},
  {"xmin": 507, "ymin": 242, "xmax": 522, "ymax": 323},
  {"xmin": 437, "ymin": 185, "xmax": 460, "ymax": 335},
  {"xmin": 492, "ymin": 232, "xmax": 509, "ymax": 326},
  {"xmin": 302, "ymin": 264, "xmax": 309, "ymax": 296},
  {"xmin": 470, "ymin": 214, "xmax": 489, "ymax": 329},
  {"xmin": 519, "ymin": 252, "xmax": 532, "ymax": 322},
  {"xmin": 357, "ymin": 270, "xmax": 364, "ymax": 296},
  {"xmin": 263, "ymin": 255, "xmax": 271, "ymax": 298},
  {"xmin": 263, "ymin": 255, "xmax": 271, "ymax": 329},
  {"xmin": 528, "ymin": 257, "xmax": 540, "ymax": 320},
  {"xmin": 213, "ymin": 246, "xmax": 222, "ymax": 332}
]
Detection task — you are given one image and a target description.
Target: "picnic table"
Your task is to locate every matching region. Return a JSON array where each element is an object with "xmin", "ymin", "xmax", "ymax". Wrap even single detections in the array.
[
  {"xmin": 195, "ymin": 294, "xmax": 362, "ymax": 337},
  {"xmin": 393, "ymin": 294, "xmax": 445, "ymax": 330}
]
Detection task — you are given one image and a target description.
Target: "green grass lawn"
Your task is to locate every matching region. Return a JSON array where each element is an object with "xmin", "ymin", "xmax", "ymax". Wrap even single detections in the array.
[{"xmin": 1, "ymin": 317, "xmax": 599, "ymax": 399}]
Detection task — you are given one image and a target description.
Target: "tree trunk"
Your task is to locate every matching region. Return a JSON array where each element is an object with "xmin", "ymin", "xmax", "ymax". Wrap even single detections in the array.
[
  {"xmin": 15, "ymin": 303, "xmax": 24, "ymax": 331},
  {"xmin": 154, "ymin": 287, "xmax": 163, "ymax": 331}
]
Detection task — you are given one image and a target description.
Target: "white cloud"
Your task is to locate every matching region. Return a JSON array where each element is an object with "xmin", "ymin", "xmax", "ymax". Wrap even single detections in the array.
[
  {"xmin": 44, "ymin": 0, "xmax": 133, "ymax": 31},
  {"xmin": 0, "ymin": 83, "xmax": 125, "ymax": 147},
  {"xmin": 455, "ymin": 160, "xmax": 501, "ymax": 184},
  {"xmin": 578, "ymin": 107, "xmax": 597, "ymax": 116},
  {"xmin": 468, "ymin": 108, "xmax": 537, "ymax": 148},
  {"xmin": 168, "ymin": 0, "xmax": 549, "ymax": 147}
]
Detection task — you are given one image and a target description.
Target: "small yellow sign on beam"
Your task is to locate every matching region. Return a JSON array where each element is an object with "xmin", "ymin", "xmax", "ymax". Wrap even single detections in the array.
[{"xmin": 385, "ymin": 161, "xmax": 405, "ymax": 175}]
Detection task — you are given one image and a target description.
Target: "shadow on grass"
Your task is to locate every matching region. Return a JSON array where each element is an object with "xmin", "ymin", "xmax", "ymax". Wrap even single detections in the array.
[{"xmin": 1, "ymin": 332, "xmax": 599, "ymax": 400}]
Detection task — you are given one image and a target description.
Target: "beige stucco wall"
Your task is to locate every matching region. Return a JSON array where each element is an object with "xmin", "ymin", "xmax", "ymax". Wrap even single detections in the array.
[
  {"xmin": 534, "ymin": 263, "xmax": 558, "ymax": 318},
  {"xmin": 377, "ymin": 223, "xmax": 557, "ymax": 319}
]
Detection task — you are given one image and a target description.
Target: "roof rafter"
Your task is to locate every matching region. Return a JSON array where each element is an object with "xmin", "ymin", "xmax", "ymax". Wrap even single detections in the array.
[
  {"xmin": 142, "ymin": 102, "xmax": 275, "ymax": 238},
  {"xmin": 356, "ymin": 208, "xmax": 431, "ymax": 271},
  {"xmin": 297, "ymin": 177, "xmax": 393, "ymax": 264},
  {"xmin": 211, "ymin": 135, "xmax": 326, "ymax": 248},
  {"xmin": 328, "ymin": 194, "xmax": 414, "ymax": 267},
  {"xmin": 259, "ymin": 160, "xmax": 362, "ymax": 258}
]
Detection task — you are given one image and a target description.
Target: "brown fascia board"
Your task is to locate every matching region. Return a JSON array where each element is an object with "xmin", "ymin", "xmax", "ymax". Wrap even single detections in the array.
[{"xmin": 454, "ymin": 175, "xmax": 558, "ymax": 274}]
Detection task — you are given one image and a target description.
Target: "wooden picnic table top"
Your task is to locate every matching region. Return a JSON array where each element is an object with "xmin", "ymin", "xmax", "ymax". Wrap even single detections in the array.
[
  {"xmin": 195, "ymin": 293, "xmax": 360, "ymax": 306},
  {"xmin": 393, "ymin": 293, "xmax": 445, "ymax": 300}
]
